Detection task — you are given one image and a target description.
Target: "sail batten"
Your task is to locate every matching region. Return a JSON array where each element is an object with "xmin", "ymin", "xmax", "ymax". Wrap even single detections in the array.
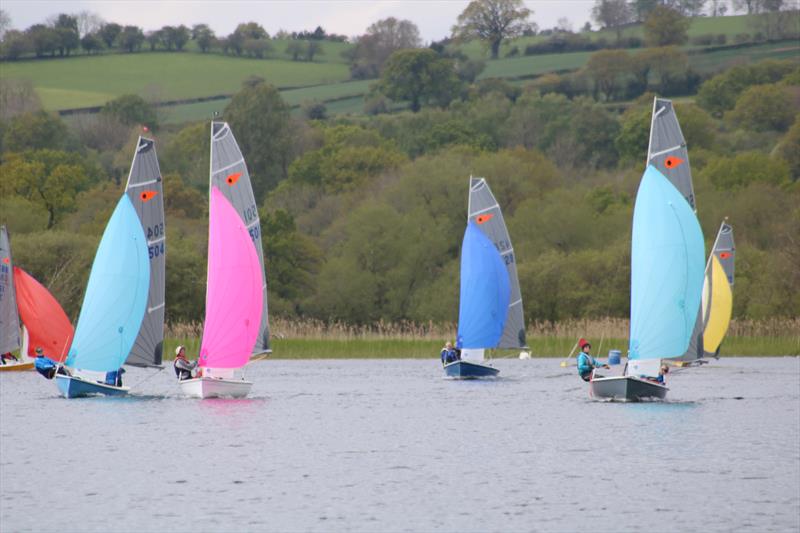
[
  {"xmin": 210, "ymin": 121, "xmax": 270, "ymax": 354},
  {"xmin": 124, "ymin": 137, "xmax": 166, "ymax": 368},
  {"xmin": 467, "ymin": 177, "xmax": 526, "ymax": 349}
]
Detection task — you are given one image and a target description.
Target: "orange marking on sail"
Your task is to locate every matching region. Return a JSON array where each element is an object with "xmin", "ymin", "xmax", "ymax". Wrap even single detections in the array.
[
  {"xmin": 476, "ymin": 214, "xmax": 494, "ymax": 224},
  {"xmin": 2, "ymin": 258, "xmax": 8, "ymax": 264},
  {"xmin": 664, "ymin": 156, "xmax": 685, "ymax": 169},
  {"xmin": 140, "ymin": 190, "xmax": 158, "ymax": 202},
  {"xmin": 719, "ymin": 252, "xmax": 731, "ymax": 259},
  {"xmin": 226, "ymin": 172, "xmax": 242, "ymax": 185}
]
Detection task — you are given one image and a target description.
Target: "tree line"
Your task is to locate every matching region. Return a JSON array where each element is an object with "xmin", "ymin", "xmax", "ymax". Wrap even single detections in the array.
[{"xmin": 0, "ymin": 54, "xmax": 797, "ymax": 326}]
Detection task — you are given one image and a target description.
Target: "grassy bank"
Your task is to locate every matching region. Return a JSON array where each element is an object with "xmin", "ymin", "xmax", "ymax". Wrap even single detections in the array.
[{"xmin": 161, "ymin": 335, "xmax": 799, "ymax": 360}]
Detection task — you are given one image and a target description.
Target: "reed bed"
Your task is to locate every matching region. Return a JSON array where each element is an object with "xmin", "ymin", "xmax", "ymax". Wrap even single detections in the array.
[{"xmin": 162, "ymin": 317, "xmax": 800, "ymax": 359}]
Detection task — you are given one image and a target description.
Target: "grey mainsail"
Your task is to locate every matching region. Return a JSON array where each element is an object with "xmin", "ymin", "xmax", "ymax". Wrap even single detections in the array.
[
  {"xmin": 0, "ymin": 226, "xmax": 21, "ymax": 354},
  {"xmin": 210, "ymin": 121, "xmax": 270, "ymax": 354},
  {"xmin": 711, "ymin": 221, "xmax": 735, "ymax": 287},
  {"xmin": 467, "ymin": 177, "xmax": 526, "ymax": 349},
  {"xmin": 648, "ymin": 97, "xmax": 696, "ymax": 211},
  {"xmin": 123, "ymin": 137, "xmax": 165, "ymax": 367}
]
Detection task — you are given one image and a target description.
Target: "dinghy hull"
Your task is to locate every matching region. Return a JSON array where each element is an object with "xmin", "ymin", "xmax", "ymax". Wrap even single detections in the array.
[
  {"xmin": 444, "ymin": 360, "xmax": 499, "ymax": 379},
  {"xmin": 0, "ymin": 360, "xmax": 34, "ymax": 372},
  {"xmin": 55, "ymin": 374, "xmax": 130, "ymax": 398},
  {"xmin": 179, "ymin": 377, "xmax": 252, "ymax": 399},
  {"xmin": 590, "ymin": 375, "xmax": 668, "ymax": 402}
]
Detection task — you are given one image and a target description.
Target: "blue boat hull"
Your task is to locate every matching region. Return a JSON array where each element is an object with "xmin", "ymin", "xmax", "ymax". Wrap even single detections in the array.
[
  {"xmin": 55, "ymin": 374, "xmax": 130, "ymax": 399},
  {"xmin": 443, "ymin": 360, "xmax": 499, "ymax": 379}
]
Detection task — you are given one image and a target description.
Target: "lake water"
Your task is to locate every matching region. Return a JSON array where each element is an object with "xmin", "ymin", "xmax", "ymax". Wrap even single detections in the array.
[{"xmin": 1, "ymin": 357, "xmax": 798, "ymax": 532}]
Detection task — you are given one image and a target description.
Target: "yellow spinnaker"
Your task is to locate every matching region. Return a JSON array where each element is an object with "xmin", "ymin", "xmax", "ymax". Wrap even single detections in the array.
[{"xmin": 703, "ymin": 255, "xmax": 733, "ymax": 353}]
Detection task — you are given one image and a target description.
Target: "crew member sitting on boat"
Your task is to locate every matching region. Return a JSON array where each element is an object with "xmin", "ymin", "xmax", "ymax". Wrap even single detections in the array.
[
  {"xmin": 1, "ymin": 352, "xmax": 18, "ymax": 365},
  {"xmin": 174, "ymin": 345, "xmax": 198, "ymax": 380},
  {"xmin": 577, "ymin": 338, "xmax": 609, "ymax": 382},
  {"xmin": 440, "ymin": 342, "xmax": 460, "ymax": 365},
  {"xmin": 33, "ymin": 347, "xmax": 70, "ymax": 379},
  {"xmin": 645, "ymin": 364, "xmax": 669, "ymax": 385},
  {"xmin": 105, "ymin": 368, "xmax": 125, "ymax": 387}
]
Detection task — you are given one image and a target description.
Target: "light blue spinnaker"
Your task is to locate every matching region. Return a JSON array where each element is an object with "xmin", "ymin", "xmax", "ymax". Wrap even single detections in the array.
[
  {"xmin": 457, "ymin": 220, "xmax": 511, "ymax": 350},
  {"xmin": 66, "ymin": 196, "xmax": 150, "ymax": 373},
  {"xmin": 629, "ymin": 165, "xmax": 705, "ymax": 361}
]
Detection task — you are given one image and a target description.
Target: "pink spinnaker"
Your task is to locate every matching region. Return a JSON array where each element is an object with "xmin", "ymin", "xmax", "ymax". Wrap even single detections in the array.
[{"xmin": 199, "ymin": 187, "xmax": 264, "ymax": 369}]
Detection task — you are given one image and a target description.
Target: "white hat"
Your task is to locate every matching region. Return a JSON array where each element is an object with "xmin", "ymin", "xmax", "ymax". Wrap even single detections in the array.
[{"xmin": 175, "ymin": 345, "xmax": 186, "ymax": 356}]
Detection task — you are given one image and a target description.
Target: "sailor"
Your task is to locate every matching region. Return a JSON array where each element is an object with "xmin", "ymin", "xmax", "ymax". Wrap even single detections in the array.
[
  {"xmin": 0, "ymin": 352, "xmax": 18, "ymax": 365},
  {"xmin": 105, "ymin": 367, "xmax": 125, "ymax": 387},
  {"xmin": 34, "ymin": 347, "xmax": 57, "ymax": 379},
  {"xmin": 174, "ymin": 345, "xmax": 198, "ymax": 380},
  {"xmin": 576, "ymin": 338, "xmax": 609, "ymax": 382},
  {"xmin": 655, "ymin": 364, "xmax": 669, "ymax": 384},
  {"xmin": 440, "ymin": 342, "xmax": 460, "ymax": 365}
]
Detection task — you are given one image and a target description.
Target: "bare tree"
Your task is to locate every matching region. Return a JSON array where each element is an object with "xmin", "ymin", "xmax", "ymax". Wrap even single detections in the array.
[
  {"xmin": 0, "ymin": 9, "xmax": 11, "ymax": 40},
  {"xmin": 0, "ymin": 79, "xmax": 42, "ymax": 121},
  {"xmin": 452, "ymin": 0, "xmax": 535, "ymax": 59},
  {"xmin": 75, "ymin": 11, "xmax": 104, "ymax": 37},
  {"xmin": 592, "ymin": 0, "xmax": 633, "ymax": 43}
]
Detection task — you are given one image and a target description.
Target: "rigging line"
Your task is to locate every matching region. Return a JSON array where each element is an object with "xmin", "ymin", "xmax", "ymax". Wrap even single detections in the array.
[{"xmin": 129, "ymin": 365, "xmax": 165, "ymax": 389}]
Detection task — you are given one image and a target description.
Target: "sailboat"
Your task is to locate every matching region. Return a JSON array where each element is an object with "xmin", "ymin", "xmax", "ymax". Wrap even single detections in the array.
[
  {"xmin": 55, "ymin": 136, "xmax": 165, "ymax": 398},
  {"xmin": 590, "ymin": 165, "xmax": 705, "ymax": 401},
  {"xmin": 178, "ymin": 121, "xmax": 266, "ymax": 398},
  {"xmin": 446, "ymin": 177, "xmax": 526, "ymax": 379},
  {"xmin": 0, "ymin": 226, "xmax": 28, "ymax": 371},
  {"xmin": 701, "ymin": 220, "xmax": 735, "ymax": 358}
]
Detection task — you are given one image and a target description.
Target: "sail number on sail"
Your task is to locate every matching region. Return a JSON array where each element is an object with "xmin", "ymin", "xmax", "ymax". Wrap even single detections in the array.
[
  {"xmin": 146, "ymin": 223, "xmax": 165, "ymax": 260},
  {"xmin": 494, "ymin": 239, "xmax": 514, "ymax": 265},
  {"xmin": 242, "ymin": 203, "xmax": 260, "ymax": 244}
]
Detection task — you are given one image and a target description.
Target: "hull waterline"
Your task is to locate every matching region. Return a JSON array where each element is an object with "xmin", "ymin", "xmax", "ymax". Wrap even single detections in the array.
[
  {"xmin": 590, "ymin": 375, "xmax": 668, "ymax": 402},
  {"xmin": 443, "ymin": 360, "xmax": 499, "ymax": 379},
  {"xmin": 179, "ymin": 376, "xmax": 253, "ymax": 398},
  {"xmin": 55, "ymin": 374, "xmax": 130, "ymax": 398}
]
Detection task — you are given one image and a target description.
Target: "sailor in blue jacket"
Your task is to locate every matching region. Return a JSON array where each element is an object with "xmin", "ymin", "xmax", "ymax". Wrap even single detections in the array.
[
  {"xmin": 576, "ymin": 338, "xmax": 608, "ymax": 382},
  {"xmin": 440, "ymin": 342, "xmax": 460, "ymax": 365}
]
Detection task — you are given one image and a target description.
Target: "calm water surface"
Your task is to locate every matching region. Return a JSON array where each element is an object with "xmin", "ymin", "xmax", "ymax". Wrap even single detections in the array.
[{"xmin": 1, "ymin": 357, "xmax": 798, "ymax": 532}]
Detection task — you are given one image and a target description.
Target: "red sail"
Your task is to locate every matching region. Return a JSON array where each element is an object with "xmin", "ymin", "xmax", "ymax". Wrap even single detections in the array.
[{"xmin": 13, "ymin": 267, "xmax": 73, "ymax": 361}]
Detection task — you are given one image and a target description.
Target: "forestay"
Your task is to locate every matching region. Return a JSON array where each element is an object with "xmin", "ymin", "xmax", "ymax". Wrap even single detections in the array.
[
  {"xmin": 66, "ymin": 196, "xmax": 150, "ymax": 373},
  {"xmin": 14, "ymin": 267, "xmax": 73, "ymax": 361},
  {"xmin": 702, "ymin": 221, "xmax": 735, "ymax": 356},
  {"xmin": 628, "ymin": 166, "xmax": 705, "ymax": 363},
  {"xmin": 210, "ymin": 122, "xmax": 270, "ymax": 355},
  {"xmin": 198, "ymin": 187, "xmax": 264, "ymax": 370},
  {"xmin": 457, "ymin": 220, "xmax": 511, "ymax": 350},
  {"xmin": 124, "ymin": 137, "xmax": 165, "ymax": 367},
  {"xmin": 468, "ymin": 177, "xmax": 526, "ymax": 349},
  {"xmin": 0, "ymin": 226, "xmax": 20, "ymax": 354}
]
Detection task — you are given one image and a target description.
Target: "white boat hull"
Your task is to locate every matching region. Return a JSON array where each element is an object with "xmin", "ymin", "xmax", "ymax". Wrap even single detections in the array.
[{"xmin": 178, "ymin": 377, "xmax": 252, "ymax": 399}]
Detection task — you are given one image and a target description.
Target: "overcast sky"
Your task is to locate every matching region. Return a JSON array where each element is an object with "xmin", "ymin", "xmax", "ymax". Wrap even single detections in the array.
[{"xmin": 2, "ymin": 1, "xmax": 597, "ymax": 42}]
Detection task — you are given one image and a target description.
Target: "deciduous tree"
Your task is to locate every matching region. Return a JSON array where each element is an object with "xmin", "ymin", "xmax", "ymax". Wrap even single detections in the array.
[{"xmin": 452, "ymin": 0, "xmax": 535, "ymax": 59}]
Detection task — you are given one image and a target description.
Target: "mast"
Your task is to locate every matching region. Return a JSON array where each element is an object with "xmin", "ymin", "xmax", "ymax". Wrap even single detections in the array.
[
  {"xmin": 467, "ymin": 177, "xmax": 526, "ymax": 349},
  {"xmin": 209, "ymin": 122, "xmax": 270, "ymax": 355},
  {"xmin": 123, "ymin": 137, "xmax": 166, "ymax": 368},
  {"xmin": 0, "ymin": 226, "xmax": 21, "ymax": 355}
]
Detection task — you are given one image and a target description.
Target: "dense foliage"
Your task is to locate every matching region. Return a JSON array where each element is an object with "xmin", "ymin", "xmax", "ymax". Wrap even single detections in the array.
[{"xmin": 0, "ymin": 49, "xmax": 798, "ymax": 329}]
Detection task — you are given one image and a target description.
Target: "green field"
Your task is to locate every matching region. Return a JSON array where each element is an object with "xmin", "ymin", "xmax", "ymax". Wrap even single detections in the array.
[
  {"xmin": 162, "ymin": 78, "xmax": 373, "ymax": 123},
  {"xmin": 160, "ymin": 335, "xmax": 799, "ymax": 361},
  {"xmin": 0, "ymin": 52, "xmax": 350, "ymax": 110},
  {"xmin": 688, "ymin": 41, "xmax": 800, "ymax": 73}
]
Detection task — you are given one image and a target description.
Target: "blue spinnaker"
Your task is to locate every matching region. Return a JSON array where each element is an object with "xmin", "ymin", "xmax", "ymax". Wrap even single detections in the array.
[
  {"xmin": 629, "ymin": 165, "xmax": 705, "ymax": 361},
  {"xmin": 457, "ymin": 220, "xmax": 511, "ymax": 349},
  {"xmin": 66, "ymin": 195, "xmax": 150, "ymax": 373}
]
